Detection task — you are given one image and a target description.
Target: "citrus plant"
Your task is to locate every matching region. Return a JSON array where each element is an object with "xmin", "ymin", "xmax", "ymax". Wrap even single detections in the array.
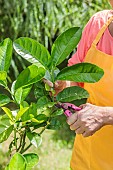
[{"xmin": 0, "ymin": 27, "xmax": 104, "ymax": 169}]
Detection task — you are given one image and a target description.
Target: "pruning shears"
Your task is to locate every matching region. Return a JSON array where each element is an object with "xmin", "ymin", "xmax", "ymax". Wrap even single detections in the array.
[{"xmin": 56, "ymin": 102, "xmax": 81, "ymax": 117}]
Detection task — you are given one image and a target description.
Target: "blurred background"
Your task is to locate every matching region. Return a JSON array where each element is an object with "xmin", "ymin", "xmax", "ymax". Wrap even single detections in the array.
[{"xmin": 0, "ymin": 0, "xmax": 111, "ymax": 169}]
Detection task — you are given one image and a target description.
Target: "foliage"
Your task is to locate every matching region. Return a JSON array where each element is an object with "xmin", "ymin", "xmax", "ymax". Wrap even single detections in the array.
[
  {"xmin": 0, "ymin": 0, "xmax": 111, "ymax": 78},
  {"xmin": 0, "ymin": 27, "xmax": 104, "ymax": 169},
  {"xmin": 0, "ymin": 0, "xmax": 110, "ymax": 45}
]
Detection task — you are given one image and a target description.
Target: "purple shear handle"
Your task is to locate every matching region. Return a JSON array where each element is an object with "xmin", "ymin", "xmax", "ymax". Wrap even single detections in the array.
[
  {"xmin": 62, "ymin": 103, "xmax": 82, "ymax": 117},
  {"xmin": 64, "ymin": 110, "xmax": 72, "ymax": 117}
]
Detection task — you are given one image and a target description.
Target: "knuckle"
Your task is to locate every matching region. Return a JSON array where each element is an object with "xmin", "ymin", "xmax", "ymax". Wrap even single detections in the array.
[
  {"xmin": 75, "ymin": 129, "xmax": 81, "ymax": 134},
  {"xmin": 82, "ymin": 132, "xmax": 90, "ymax": 137},
  {"xmin": 82, "ymin": 133, "xmax": 87, "ymax": 137}
]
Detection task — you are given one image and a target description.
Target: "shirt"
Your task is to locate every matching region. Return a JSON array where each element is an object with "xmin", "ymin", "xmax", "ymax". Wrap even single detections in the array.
[{"xmin": 68, "ymin": 10, "xmax": 113, "ymax": 66}]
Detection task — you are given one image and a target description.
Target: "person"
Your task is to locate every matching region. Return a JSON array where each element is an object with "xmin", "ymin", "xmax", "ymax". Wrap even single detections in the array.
[{"xmin": 61, "ymin": 0, "xmax": 113, "ymax": 169}]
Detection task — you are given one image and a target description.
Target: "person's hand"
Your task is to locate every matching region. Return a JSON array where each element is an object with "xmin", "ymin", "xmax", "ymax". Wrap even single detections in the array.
[
  {"xmin": 67, "ymin": 103, "xmax": 107, "ymax": 137},
  {"xmin": 43, "ymin": 79, "xmax": 79, "ymax": 96},
  {"xmin": 43, "ymin": 79, "xmax": 66, "ymax": 95},
  {"xmin": 43, "ymin": 79, "xmax": 72, "ymax": 96}
]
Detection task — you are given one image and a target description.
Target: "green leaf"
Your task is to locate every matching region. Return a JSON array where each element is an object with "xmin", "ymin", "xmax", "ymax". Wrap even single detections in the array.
[
  {"xmin": 0, "ymin": 38, "xmax": 12, "ymax": 71},
  {"xmin": 42, "ymin": 108, "xmax": 52, "ymax": 117},
  {"xmin": 15, "ymin": 65, "xmax": 45, "ymax": 90},
  {"xmin": 13, "ymin": 37, "xmax": 51, "ymax": 69},
  {"xmin": 44, "ymin": 68, "xmax": 60, "ymax": 81},
  {"xmin": 47, "ymin": 116, "xmax": 63, "ymax": 130},
  {"xmin": 31, "ymin": 114, "xmax": 47, "ymax": 124},
  {"xmin": 23, "ymin": 153, "xmax": 39, "ymax": 170},
  {"xmin": 0, "ymin": 125, "xmax": 13, "ymax": 143},
  {"xmin": 0, "ymin": 114, "xmax": 11, "ymax": 135},
  {"xmin": 2, "ymin": 107, "xmax": 13, "ymax": 120},
  {"xmin": 71, "ymin": 98, "xmax": 87, "ymax": 106},
  {"xmin": 37, "ymin": 96, "xmax": 50, "ymax": 108},
  {"xmin": 0, "ymin": 114, "xmax": 10, "ymax": 128},
  {"xmin": 45, "ymin": 83, "xmax": 51, "ymax": 91},
  {"xmin": 9, "ymin": 153, "xmax": 26, "ymax": 170},
  {"xmin": 34, "ymin": 81, "xmax": 49, "ymax": 100},
  {"xmin": 20, "ymin": 101, "xmax": 29, "ymax": 108},
  {"xmin": 52, "ymin": 108, "xmax": 63, "ymax": 117},
  {"xmin": 21, "ymin": 103, "xmax": 37, "ymax": 122},
  {"xmin": 0, "ymin": 71, "xmax": 7, "ymax": 87},
  {"xmin": 27, "ymin": 132, "xmax": 42, "ymax": 148},
  {"xmin": 36, "ymin": 101, "xmax": 55, "ymax": 117},
  {"xmin": 0, "ymin": 94, "xmax": 10, "ymax": 106},
  {"xmin": 11, "ymin": 81, "xmax": 32, "ymax": 104},
  {"xmin": 14, "ymin": 85, "xmax": 32, "ymax": 104},
  {"xmin": 56, "ymin": 86, "xmax": 89, "ymax": 102},
  {"xmin": 16, "ymin": 107, "xmax": 29, "ymax": 121},
  {"xmin": 56, "ymin": 63, "xmax": 104, "ymax": 83},
  {"xmin": 51, "ymin": 27, "xmax": 82, "ymax": 68}
]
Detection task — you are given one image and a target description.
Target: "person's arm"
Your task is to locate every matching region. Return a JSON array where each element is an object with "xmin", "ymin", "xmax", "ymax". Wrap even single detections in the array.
[{"xmin": 66, "ymin": 12, "xmax": 111, "ymax": 137}]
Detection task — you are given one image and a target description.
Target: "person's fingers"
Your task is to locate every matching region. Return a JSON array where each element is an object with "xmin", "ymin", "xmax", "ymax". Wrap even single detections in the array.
[
  {"xmin": 82, "ymin": 131, "xmax": 94, "ymax": 137},
  {"xmin": 54, "ymin": 80, "xmax": 61, "ymax": 88},
  {"xmin": 70, "ymin": 121, "xmax": 80, "ymax": 131},
  {"xmin": 82, "ymin": 131, "xmax": 90, "ymax": 137},
  {"xmin": 67, "ymin": 113, "xmax": 78, "ymax": 125},
  {"xmin": 43, "ymin": 78, "xmax": 53, "ymax": 87},
  {"xmin": 75, "ymin": 127, "xmax": 85, "ymax": 134}
]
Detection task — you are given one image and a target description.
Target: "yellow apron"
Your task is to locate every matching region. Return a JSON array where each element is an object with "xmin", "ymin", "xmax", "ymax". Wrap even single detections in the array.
[{"xmin": 70, "ymin": 16, "xmax": 113, "ymax": 170}]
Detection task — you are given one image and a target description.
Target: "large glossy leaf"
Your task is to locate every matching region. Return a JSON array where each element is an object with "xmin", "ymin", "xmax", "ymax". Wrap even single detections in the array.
[
  {"xmin": 0, "ymin": 71, "xmax": 7, "ymax": 87},
  {"xmin": 56, "ymin": 86, "xmax": 89, "ymax": 102},
  {"xmin": 23, "ymin": 153, "xmax": 39, "ymax": 170},
  {"xmin": 13, "ymin": 37, "xmax": 51, "ymax": 69},
  {"xmin": 56, "ymin": 63, "xmax": 104, "ymax": 83},
  {"xmin": 0, "ymin": 94, "xmax": 10, "ymax": 106},
  {"xmin": 71, "ymin": 98, "xmax": 87, "ymax": 106},
  {"xmin": 15, "ymin": 65, "xmax": 45, "ymax": 90},
  {"xmin": 0, "ymin": 38, "xmax": 12, "ymax": 71},
  {"xmin": 51, "ymin": 27, "xmax": 82, "ymax": 68},
  {"xmin": 27, "ymin": 131, "xmax": 42, "ymax": 148},
  {"xmin": 9, "ymin": 153, "xmax": 26, "ymax": 170}
]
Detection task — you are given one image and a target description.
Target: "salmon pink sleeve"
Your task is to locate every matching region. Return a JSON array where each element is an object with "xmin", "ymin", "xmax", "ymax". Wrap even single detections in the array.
[{"xmin": 68, "ymin": 13, "xmax": 103, "ymax": 66}]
